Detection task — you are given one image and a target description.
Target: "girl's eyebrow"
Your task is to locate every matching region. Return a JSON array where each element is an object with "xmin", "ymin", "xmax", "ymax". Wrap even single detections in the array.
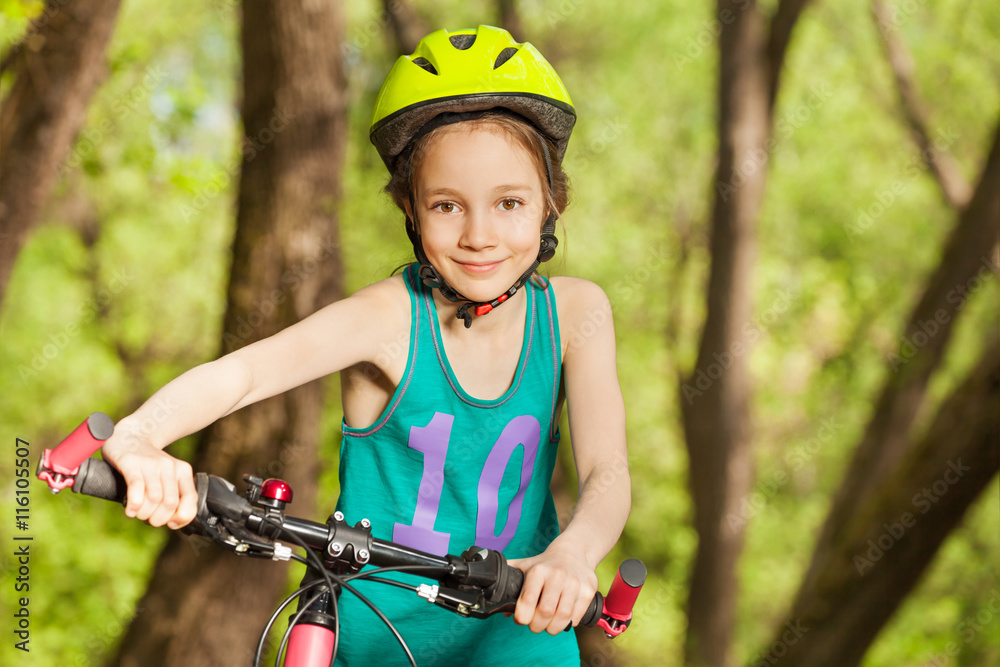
[
  {"xmin": 423, "ymin": 187, "xmax": 461, "ymax": 198},
  {"xmin": 422, "ymin": 184, "xmax": 533, "ymax": 198},
  {"xmin": 492, "ymin": 184, "xmax": 533, "ymax": 193}
]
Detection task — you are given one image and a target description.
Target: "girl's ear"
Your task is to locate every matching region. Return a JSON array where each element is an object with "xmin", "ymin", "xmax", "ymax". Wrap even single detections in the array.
[{"xmin": 404, "ymin": 201, "xmax": 419, "ymax": 235}]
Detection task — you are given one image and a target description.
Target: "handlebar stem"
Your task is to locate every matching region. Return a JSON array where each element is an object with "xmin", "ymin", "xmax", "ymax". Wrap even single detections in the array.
[{"xmin": 321, "ymin": 514, "xmax": 374, "ymax": 574}]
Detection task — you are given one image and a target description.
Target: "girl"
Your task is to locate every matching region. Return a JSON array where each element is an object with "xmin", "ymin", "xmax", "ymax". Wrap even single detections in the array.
[{"xmin": 102, "ymin": 25, "xmax": 630, "ymax": 665}]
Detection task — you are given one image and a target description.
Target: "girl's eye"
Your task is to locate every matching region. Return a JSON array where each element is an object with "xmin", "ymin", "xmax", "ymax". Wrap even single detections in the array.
[
  {"xmin": 433, "ymin": 202, "xmax": 456, "ymax": 213},
  {"xmin": 499, "ymin": 198, "xmax": 522, "ymax": 211}
]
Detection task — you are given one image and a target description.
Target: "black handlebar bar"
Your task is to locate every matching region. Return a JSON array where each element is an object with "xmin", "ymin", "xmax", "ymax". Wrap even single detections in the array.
[
  {"xmin": 38, "ymin": 413, "xmax": 645, "ymax": 640},
  {"xmin": 66, "ymin": 457, "xmax": 609, "ymax": 625}
]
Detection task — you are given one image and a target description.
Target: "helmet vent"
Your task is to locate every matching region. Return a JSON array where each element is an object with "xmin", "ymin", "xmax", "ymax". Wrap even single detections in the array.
[
  {"xmin": 449, "ymin": 34, "xmax": 476, "ymax": 50},
  {"xmin": 412, "ymin": 57, "xmax": 438, "ymax": 75},
  {"xmin": 493, "ymin": 47, "xmax": 518, "ymax": 69}
]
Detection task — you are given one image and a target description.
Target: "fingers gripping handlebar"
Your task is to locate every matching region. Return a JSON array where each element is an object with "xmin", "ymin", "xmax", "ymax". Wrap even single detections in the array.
[
  {"xmin": 74, "ymin": 457, "xmax": 130, "ymax": 502},
  {"xmin": 38, "ymin": 413, "xmax": 646, "ymax": 637}
]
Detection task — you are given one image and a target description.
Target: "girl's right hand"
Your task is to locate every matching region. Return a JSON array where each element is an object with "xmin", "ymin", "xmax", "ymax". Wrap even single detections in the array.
[{"xmin": 101, "ymin": 432, "xmax": 198, "ymax": 530}]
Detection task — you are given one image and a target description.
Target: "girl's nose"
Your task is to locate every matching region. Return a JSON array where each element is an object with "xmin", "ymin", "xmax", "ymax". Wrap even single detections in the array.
[{"xmin": 460, "ymin": 208, "xmax": 498, "ymax": 250}]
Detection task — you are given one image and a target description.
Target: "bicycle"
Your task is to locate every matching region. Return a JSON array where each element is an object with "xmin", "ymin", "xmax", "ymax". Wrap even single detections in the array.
[{"xmin": 37, "ymin": 413, "xmax": 646, "ymax": 667}]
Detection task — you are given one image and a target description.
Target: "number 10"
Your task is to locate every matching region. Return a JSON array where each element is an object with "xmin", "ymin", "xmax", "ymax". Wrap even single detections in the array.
[{"xmin": 392, "ymin": 412, "xmax": 540, "ymax": 555}]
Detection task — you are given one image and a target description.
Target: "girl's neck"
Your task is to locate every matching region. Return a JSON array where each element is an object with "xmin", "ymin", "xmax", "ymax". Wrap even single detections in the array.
[{"xmin": 431, "ymin": 286, "xmax": 529, "ymax": 337}]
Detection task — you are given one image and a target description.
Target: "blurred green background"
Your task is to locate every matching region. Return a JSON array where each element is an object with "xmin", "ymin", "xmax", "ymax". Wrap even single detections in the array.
[{"xmin": 1, "ymin": 0, "xmax": 998, "ymax": 665}]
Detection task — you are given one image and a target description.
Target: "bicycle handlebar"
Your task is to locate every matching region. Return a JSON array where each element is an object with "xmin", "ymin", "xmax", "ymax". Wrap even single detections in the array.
[{"xmin": 38, "ymin": 413, "xmax": 645, "ymax": 639}]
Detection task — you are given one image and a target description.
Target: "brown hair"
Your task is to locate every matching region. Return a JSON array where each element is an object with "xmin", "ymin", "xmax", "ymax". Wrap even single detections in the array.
[{"xmin": 383, "ymin": 112, "xmax": 571, "ymax": 229}]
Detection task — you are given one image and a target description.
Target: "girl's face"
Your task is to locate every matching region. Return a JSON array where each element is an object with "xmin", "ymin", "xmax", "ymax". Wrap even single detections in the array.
[{"xmin": 412, "ymin": 123, "xmax": 545, "ymax": 304}]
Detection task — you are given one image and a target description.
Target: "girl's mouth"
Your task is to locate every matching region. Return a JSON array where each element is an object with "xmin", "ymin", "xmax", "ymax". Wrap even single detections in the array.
[{"xmin": 455, "ymin": 260, "xmax": 504, "ymax": 273}]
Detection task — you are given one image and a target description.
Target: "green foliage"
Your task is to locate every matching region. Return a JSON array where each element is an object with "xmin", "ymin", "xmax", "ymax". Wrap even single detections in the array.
[{"xmin": 1, "ymin": 0, "xmax": 997, "ymax": 665}]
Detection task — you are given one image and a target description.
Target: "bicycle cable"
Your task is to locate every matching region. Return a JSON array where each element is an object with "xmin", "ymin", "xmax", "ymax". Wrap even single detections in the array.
[
  {"xmin": 266, "ymin": 531, "xmax": 345, "ymax": 667},
  {"xmin": 335, "ymin": 578, "xmax": 417, "ymax": 667},
  {"xmin": 255, "ymin": 575, "xmax": 321, "ymax": 666},
  {"xmin": 359, "ymin": 577, "xmax": 417, "ymax": 592},
  {"xmin": 343, "ymin": 563, "xmax": 450, "ymax": 584},
  {"xmin": 271, "ymin": 530, "xmax": 421, "ymax": 667}
]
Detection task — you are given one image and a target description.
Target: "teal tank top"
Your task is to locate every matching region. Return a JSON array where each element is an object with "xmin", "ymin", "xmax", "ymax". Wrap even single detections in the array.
[{"xmin": 332, "ymin": 265, "xmax": 579, "ymax": 665}]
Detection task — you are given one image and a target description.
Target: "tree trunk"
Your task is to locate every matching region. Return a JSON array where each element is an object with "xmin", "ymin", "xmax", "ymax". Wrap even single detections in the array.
[
  {"xmin": 111, "ymin": 1, "xmax": 347, "ymax": 665},
  {"xmin": 497, "ymin": 0, "xmax": 525, "ymax": 42},
  {"xmin": 766, "ymin": 118, "xmax": 1000, "ymax": 667},
  {"xmin": 800, "ymin": 115, "xmax": 1000, "ymax": 591},
  {"xmin": 769, "ymin": 337, "xmax": 1000, "ymax": 667},
  {"xmin": 679, "ymin": 2, "xmax": 810, "ymax": 666},
  {"xmin": 382, "ymin": 0, "xmax": 428, "ymax": 56},
  {"xmin": 679, "ymin": 8, "xmax": 767, "ymax": 666},
  {"xmin": 0, "ymin": 0, "xmax": 121, "ymax": 313},
  {"xmin": 871, "ymin": 0, "xmax": 972, "ymax": 209}
]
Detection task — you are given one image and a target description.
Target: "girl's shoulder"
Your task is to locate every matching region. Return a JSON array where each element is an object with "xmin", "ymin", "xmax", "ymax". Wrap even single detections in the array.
[
  {"xmin": 548, "ymin": 276, "xmax": 612, "ymax": 320},
  {"xmin": 351, "ymin": 271, "xmax": 410, "ymax": 303},
  {"xmin": 345, "ymin": 272, "xmax": 411, "ymax": 324},
  {"xmin": 548, "ymin": 276, "xmax": 614, "ymax": 357}
]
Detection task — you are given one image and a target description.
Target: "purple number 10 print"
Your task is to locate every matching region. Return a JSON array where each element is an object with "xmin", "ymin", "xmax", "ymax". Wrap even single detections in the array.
[
  {"xmin": 392, "ymin": 412, "xmax": 453, "ymax": 555},
  {"xmin": 392, "ymin": 412, "xmax": 541, "ymax": 556}
]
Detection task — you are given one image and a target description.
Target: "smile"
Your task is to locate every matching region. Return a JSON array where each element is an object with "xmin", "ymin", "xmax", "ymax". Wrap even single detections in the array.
[{"xmin": 454, "ymin": 260, "xmax": 505, "ymax": 273}]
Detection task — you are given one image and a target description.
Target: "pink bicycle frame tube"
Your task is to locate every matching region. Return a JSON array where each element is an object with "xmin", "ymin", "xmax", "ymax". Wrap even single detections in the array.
[{"xmin": 284, "ymin": 624, "xmax": 335, "ymax": 666}]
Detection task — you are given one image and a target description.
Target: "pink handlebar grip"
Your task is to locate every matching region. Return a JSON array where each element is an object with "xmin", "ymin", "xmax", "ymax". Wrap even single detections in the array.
[
  {"xmin": 604, "ymin": 558, "xmax": 646, "ymax": 621},
  {"xmin": 48, "ymin": 413, "xmax": 115, "ymax": 473}
]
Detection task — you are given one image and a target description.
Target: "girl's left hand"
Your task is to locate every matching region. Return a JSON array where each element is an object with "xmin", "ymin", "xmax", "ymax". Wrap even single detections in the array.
[{"xmin": 507, "ymin": 542, "xmax": 599, "ymax": 634}]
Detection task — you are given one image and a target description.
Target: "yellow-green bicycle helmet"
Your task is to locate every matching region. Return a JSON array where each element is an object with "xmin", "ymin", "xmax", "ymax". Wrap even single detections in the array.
[
  {"xmin": 370, "ymin": 25, "xmax": 576, "ymax": 174},
  {"xmin": 370, "ymin": 26, "xmax": 576, "ymax": 327}
]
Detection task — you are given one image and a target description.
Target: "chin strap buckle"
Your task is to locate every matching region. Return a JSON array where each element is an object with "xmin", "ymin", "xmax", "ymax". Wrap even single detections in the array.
[{"xmin": 474, "ymin": 292, "xmax": 510, "ymax": 317}]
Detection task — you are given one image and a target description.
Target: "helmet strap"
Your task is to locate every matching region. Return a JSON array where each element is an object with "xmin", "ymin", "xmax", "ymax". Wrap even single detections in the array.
[{"xmin": 403, "ymin": 120, "xmax": 559, "ymax": 329}]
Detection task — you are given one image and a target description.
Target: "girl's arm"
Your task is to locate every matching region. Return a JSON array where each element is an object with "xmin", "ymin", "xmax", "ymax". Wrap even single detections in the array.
[
  {"xmin": 101, "ymin": 278, "xmax": 409, "ymax": 529},
  {"xmin": 511, "ymin": 277, "xmax": 632, "ymax": 635}
]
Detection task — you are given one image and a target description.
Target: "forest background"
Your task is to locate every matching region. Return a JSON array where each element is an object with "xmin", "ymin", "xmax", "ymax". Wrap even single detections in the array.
[{"xmin": 0, "ymin": 0, "xmax": 997, "ymax": 666}]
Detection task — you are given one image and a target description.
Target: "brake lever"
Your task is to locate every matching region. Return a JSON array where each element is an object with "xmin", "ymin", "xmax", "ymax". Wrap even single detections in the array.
[
  {"xmin": 179, "ymin": 473, "xmax": 290, "ymax": 561},
  {"xmin": 425, "ymin": 546, "xmax": 521, "ymax": 619},
  {"xmin": 415, "ymin": 584, "xmax": 496, "ymax": 618}
]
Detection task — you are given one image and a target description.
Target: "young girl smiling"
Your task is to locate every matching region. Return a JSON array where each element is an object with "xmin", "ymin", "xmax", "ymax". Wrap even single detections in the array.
[{"xmin": 102, "ymin": 25, "xmax": 630, "ymax": 664}]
